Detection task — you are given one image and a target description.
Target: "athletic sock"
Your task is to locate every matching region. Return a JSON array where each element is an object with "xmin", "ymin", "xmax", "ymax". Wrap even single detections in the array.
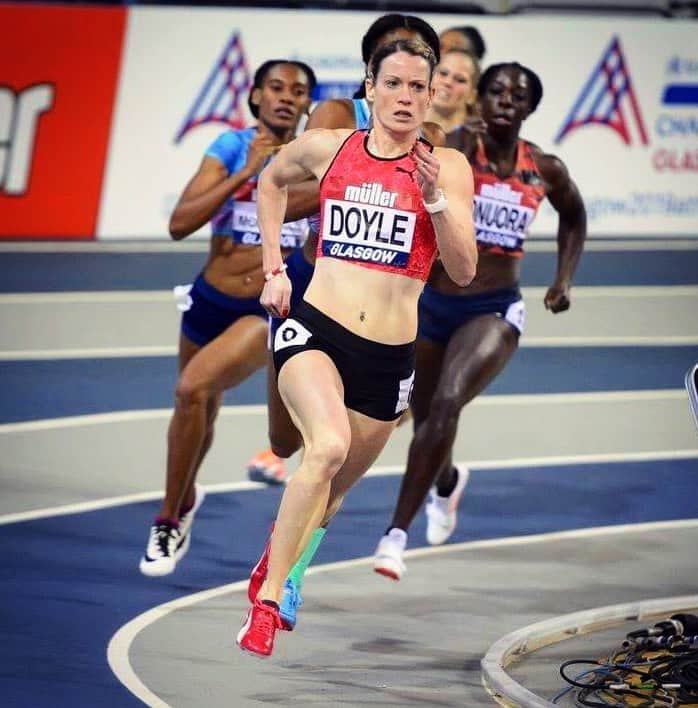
[
  {"xmin": 154, "ymin": 516, "xmax": 180, "ymax": 528},
  {"xmin": 288, "ymin": 527, "xmax": 326, "ymax": 590},
  {"xmin": 436, "ymin": 466, "xmax": 458, "ymax": 497},
  {"xmin": 384, "ymin": 527, "xmax": 408, "ymax": 544},
  {"xmin": 179, "ymin": 498, "xmax": 194, "ymax": 516}
]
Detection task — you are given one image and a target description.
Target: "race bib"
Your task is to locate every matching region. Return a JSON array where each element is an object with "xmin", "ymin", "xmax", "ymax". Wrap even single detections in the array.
[
  {"xmin": 473, "ymin": 183, "xmax": 535, "ymax": 253},
  {"xmin": 321, "ymin": 195, "xmax": 416, "ymax": 268},
  {"xmin": 232, "ymin": 200, "xmax": 307, "ymax": 248}
]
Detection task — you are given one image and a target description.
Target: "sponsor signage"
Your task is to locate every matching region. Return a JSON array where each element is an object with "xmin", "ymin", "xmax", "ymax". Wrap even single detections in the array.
[{"xmin": 0, "ymin": 4, "xmax": 125, "ymax": 239}]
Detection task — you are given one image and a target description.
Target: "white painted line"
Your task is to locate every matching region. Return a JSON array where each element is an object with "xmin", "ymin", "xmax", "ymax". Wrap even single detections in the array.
[
  {"xmin": 520, "ymin": 336, "xmax": 698, "ymax": 347},
  {"xmin": 526, "ymin": 239, "xmax": 698, "ymax": 252},
  {"xmin": 0, "ymin": 405, "xmax": 268, "ymax": 434},
  {"xmin": 0, "ymin": 346, "xmax": 178, "ymax": 361},
  {"xmin": 522, "ymin": 285, "xmax": 698, "ymax": 297},
  {"xmin": 2, "ymin": 285, "xmax": 695, "ymax": 306},
  {"xmin": 106, "ymin": 518, "xmax": 698, "ymax": 708},
  {"xmin": 0, "ymin": 480, "xmax": 266, "ymax": 526},
  {"xmin": 1, "ymin": 336, "xmax": 695, "ymax": 361},
  {"xmin": 0, "ymin": 241, "xmax": 209, "ymax": 253},
  {"xmin": 0, "ymin": 291, "xmax": 173, "ymax": 304},
  {"xmin": 0, "ymin": 390, "xmax": 687, "ymax": 435},
  {"xmin": 1, "ymin": 238, "xmax": 695, "ymax": 254},
  {"xmin": 2, "ymin": 448, "xmax": 695, "ymax": 526}
]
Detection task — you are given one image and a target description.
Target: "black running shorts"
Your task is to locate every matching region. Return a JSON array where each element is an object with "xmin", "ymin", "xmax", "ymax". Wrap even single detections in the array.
[{"xmin": 272, "ymin": 300, "xmax": 415, "ymax": 422}]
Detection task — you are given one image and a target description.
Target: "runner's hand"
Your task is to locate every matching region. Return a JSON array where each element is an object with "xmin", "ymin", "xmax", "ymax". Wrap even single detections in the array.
[
  {"xmin": 544, "ymin": 283, "xmax": 571, "ymax": 313},
  {"xmin": 260, "ymin": 272, "xmax": 292, "ymax": 318},
  {"xmin": 461, "ymin": 114, "xmax": 487, "ymax": 136},
  {"xmin": 245, "ymin": 135, "xmax": 281, "ymax": 175},
  {"xmin": 412, "ymin": 141, "xmax": 440, "ymax": 204}
]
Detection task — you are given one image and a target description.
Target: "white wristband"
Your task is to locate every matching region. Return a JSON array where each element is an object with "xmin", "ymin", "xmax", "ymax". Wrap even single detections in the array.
[{"xmin": 423, "ymin": 189, "xmax": 448, "ymax": 214}]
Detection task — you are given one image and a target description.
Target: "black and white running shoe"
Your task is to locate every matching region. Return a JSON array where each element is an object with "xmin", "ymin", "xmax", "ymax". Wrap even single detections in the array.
[
  {"xmin": 139, "ymin": 484, "xmax": 206, "ymax": 577},
  {"xmin": 139, "ymin": 520, "xmax": 182, "ymax": 577}
]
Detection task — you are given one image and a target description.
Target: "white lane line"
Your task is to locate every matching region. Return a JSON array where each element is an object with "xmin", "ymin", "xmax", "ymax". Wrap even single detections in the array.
[
  {"xmin": 1, "ymin": 238, "xmax": 696, "ymax": 253},
  {"xmin": 2, "ymin": 285, "xmax": 696, "ymax": 306},
  {"xmin": 0, "ymin": 241, "xmax": 209, "ymax": 253},
  {"xmin": 520, "ymin": 335, "xmax": 698, "ymax": 346},
  {"xmin": 2, "ymin": 448, "xmax": 696, "ymax": 527},
  {"xmin": 0, "ymin": 390, "xmax": 687, "ymax": 435},
  {"xmin": 0, "ymin": 291, "xmax": 173, "ymax": 304},
  {"xmin": 0, "ymin": 346, "xmax": 178, "ymax": 360},
  {"xmin": 0, "ymin": 405, "xmax": 268, "ymax": 434},
  {"xmin": 0, "ymin": 480, "xmax": 266, "ymax": 526},
  {"xmin": 106, "ymin": 518, "xmax": 698, "ymax": 708},
  {"xmin": 1, "ymin": 336, "xmax": 696, "ymax": 360},
  {"xmin": 523, "ymin": 285, "xmax": 698, "ymax": 297}
]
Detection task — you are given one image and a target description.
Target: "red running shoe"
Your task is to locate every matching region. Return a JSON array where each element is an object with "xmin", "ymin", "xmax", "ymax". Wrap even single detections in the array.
[
  {"xmin": 247, "ymin": 525, "xmax": 273, "ymax": 603},
  {"xmin": 237, "ymin": 599, "xmax": 283, "ymax": 658}
]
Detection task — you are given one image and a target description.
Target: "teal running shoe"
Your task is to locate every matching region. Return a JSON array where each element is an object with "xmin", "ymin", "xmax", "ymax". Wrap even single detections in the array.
[{"xmin": 279, "ymin": 577, "xmax": 303, "ymax": 631}]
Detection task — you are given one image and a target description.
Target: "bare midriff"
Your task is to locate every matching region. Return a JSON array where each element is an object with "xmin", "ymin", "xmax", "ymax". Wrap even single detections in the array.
[
  {"xmin": 427, "ymin": 250, "xmax": 521, "ymax": 296},
  {"xmin": 304, "ymin": 257, "xmax": 423, "ymax": 345},
  {"xmin": 203, "ymin": 236, "xmax": 292, "ymax": 298}
]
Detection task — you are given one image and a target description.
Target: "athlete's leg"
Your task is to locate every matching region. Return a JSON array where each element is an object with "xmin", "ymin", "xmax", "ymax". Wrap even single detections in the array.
[
  {"xmin": 266, "ymin": 348, "xmax": 302, "ymax": 457},
  {"xmin": 257, "ymin": 352, "xmax": 395, "ymax": 604},
  {"xmin": 159, "ymin": 315, "xmax": 268, "ymax": 520},
  {"xmin": 390, "ymin": 315, "xmax": 518, "ymax": 532},
  {"xmin": 321, "ymin": 409, "xmax": 397, "ymax": 525}
]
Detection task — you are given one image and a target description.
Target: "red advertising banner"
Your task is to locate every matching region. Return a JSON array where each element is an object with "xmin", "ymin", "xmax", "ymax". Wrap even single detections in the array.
[{"xmin": 0, "ymin": 4, "xmax": 126, "ymax": 239}]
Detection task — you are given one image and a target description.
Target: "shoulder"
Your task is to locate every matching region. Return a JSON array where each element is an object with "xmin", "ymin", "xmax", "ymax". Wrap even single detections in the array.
[
  {"xmin": 295, "ymin": 127, "xmax": 353, "ymax": 150},
  {"xmin": 434, "ymin": 145, "xmax": 472, "ymax": 171},
  {"xmin": 284, "ymin": 128, "xmax": 354, "ymax": 166},
  {"xmin": 205, "ymin": 128, "xmax": 251, "ymax": 161},
  {"xmin": 526, "ymin": 140, "xmax": 570, "ymax": 188},
  {"xmin": 421, "ymin": 121, "xmax": 446, "ymax": 148},
  {"xmin": 434, "ymin": 147, "xmax": 473, "ymax": 195},
  {"xmin": 306, "ymin": 99, "xmax": 356, "ymax": 130}
]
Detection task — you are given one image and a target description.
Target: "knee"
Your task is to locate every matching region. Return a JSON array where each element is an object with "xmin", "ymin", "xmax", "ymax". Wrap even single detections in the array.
[
  {"xmin": 419, "ymin": 397, "xmax": 461, "ymax": 443},
  {"xmin": 302, "ymin": 434, "xmax": 350, "ymax": 481},
  {"xmin": 174, "ymin": 374, "xmax": 212, "ymax": 412}
]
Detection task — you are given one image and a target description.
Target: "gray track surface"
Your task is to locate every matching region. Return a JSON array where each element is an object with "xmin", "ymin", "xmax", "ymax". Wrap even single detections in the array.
[{"xmin": 130, "ymin": 525, "xmax": 698, "ymax": 707}]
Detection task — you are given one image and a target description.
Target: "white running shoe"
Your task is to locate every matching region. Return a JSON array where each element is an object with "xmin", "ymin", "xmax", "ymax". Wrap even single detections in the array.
[
  {"xmin": 139, "ymin": 484, "xmax": 206, "ymax": 577},
  {"xmin": 425, "ymin": 464, "xmax": 470, "ymax": 546},
  {"xmin": 178, "ymin": 484, "xmax": 206, "ymax": 539},
  {"xmin": 373, "ymin": 528, "xmax": 407, "ymax": 581},
  {"xmin": 139, "ymin": 520, "xmax": 183, "ymax": 577}
]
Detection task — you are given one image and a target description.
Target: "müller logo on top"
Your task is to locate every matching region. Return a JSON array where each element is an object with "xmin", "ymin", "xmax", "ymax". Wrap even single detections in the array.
[{"xmin": 321, "ymin": 183, "xmax": 415, "ymax": 267}]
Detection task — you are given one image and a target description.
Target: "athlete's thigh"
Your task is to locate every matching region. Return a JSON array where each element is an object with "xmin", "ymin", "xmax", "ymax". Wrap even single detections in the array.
[
  {"xmin": 180, "ymin": 315, "xmax": 268, "ymax": 393},
  {"xmin": 329, "ymin": 409, "xmax": 396, "ymax": 502},
  {"xmin": 410, "ymin": 337, "xmax": 447, "ymax": 425},
  {"xmin": 178, "ymin": 333, "xmax": 201, "ymax": 373},
  {"xmin": 438, "ymin": 314, "xmax": 518, "ymax": 407},
  {"xmin": 277, "ymin": 350, "xmax": 350, "ymax": 446},
  {"xmin": 266, "ymin": 348, "xmax": 300, "ymax": 451}
]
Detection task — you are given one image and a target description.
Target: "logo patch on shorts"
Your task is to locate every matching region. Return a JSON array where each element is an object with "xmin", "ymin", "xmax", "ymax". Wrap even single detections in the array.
[
  {"xmin": 395, "ymin": 371, "xmax": 415, "ymax": 414},
  {"xmin": 274, "ymin": 318, "xmax": 312, "ymax": 352},
  {"xmin": 504, "ymin": 299, "xmax": 526, "ymax": 334}
]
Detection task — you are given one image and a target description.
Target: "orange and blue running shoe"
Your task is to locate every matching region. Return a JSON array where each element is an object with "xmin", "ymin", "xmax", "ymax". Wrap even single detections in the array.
[{"xmin": 247, "ymin": 449, "xmax": 288, "ymax": 485}]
